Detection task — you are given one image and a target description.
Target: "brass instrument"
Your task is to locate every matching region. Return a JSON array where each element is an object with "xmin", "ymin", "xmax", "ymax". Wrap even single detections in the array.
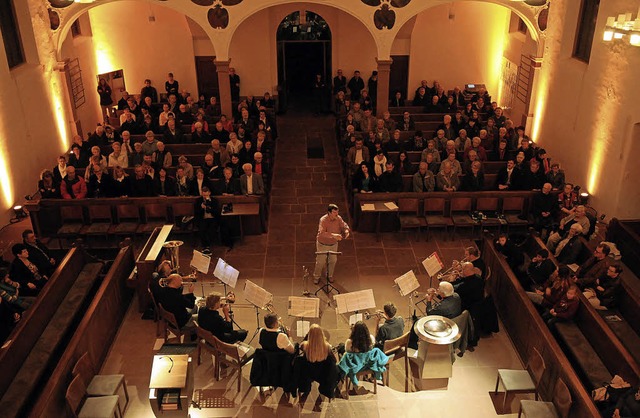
[
  {"xmin": 436, "ymin": 257, "xmax": 467, "ymax": 282},
  {"xmin": 220, "ymin": 291, "xmax": 236, "ymax": 307},
  {"xmin": 364, "ymin": 310, "xmax": 385, "ymax": 320},
  {"xmin": 425, "ymin": 288, "xmax": 443, "ymax": 311},
  {"xmin": 162, "ymin": 240, "xmax": 184, "ymax": 272},
  {"xmin": 264, "ymin": 302, "xmax": 289, "ymax": 335}
]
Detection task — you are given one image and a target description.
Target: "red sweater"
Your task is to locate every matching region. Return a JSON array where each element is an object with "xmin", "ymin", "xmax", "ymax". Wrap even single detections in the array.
[{"xmin": 552, "ymin": 296, "xmax": 579, "ymax": 320}]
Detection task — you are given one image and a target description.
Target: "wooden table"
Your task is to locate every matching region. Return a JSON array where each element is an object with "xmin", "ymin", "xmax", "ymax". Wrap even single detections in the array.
[
  {"xmin": 360, "ymin": 201, "xmax": 398, "ymax": 241},
  {"xmin": 222, "ymin": 203, "xmax": 260, "ymax": 242}
]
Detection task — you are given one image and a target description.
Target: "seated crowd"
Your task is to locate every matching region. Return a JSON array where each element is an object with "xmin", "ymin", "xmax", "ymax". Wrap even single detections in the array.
[
  {"xmin": 40, "ymin": 72, "xmax": 276, "ymax": 201},
  {"xmin": 336, "ymin": 76, "xmax": 569, "ymax": 193},
  {"xmin": 0, "ymin": 230, "xmax": 58, "ymax": 341}
]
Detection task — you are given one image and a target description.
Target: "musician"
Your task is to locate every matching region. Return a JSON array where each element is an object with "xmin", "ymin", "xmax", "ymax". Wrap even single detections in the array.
[
  {"xmin": 259, "ymin": 312, "xmax": 295, "ymax": 354},
  {"xmin": 156, "ymin": 273, "xmax": 197, "ymax": 329},
  {"xmin": 452, "ymin": 263, "xmax": 485, "ymax": 312},
  {"xmin": 464, "ymin": 246, "xmax": 486, "ymax": 279},
  {"xmin": 426, "ymin": 281, "xmax": 461, "ymax": 319},
  {"xmin": 312, "ymin": 204, "xmax": 350, "ymax": 285},
  {"xmin": 198, "ymin": 292, "xmax": 248, "ymax": 344},
  {"xmin": 374, "ymin": 302, "xmax": 404, "ymax": 350}
]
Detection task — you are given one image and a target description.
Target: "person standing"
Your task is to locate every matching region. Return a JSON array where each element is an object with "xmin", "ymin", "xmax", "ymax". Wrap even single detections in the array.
[
  {"xmin": 313, "ymin": 204, "xmax": 350, "ymax": 284},
  {"xmin": 97, "ymin": 78, "xmax": 113, "ymax": 123},
  {"xmin": 229, "ymin": 67, "xmax": 241, "ymax": 103}
]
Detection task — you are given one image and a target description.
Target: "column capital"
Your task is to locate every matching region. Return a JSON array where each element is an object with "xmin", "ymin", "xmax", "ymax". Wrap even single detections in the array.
[
  {"xmin": 375, "ymin": 58, "xmax": 393, "ymax": 69},
  {"xmin": 214, "ymin": 59, "xmax": 231, "ymax": 72}
]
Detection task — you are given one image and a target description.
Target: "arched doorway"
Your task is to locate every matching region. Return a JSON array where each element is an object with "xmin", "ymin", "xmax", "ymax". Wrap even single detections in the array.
[{"xmin": 276, "ymin": 11, "xmax": 331, "ymax": 112}]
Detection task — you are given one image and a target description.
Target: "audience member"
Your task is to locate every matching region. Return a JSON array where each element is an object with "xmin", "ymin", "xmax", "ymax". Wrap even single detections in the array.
[
  {"xmin": 129, "ymin": 165, "xmax": 155, "ymax": 197},
  {"xmin": 378, "ymin": 161, "xmax": 402, "ymax": 192},
  {"xmin": 526, "ymin": 249, "xmax": 557, "ymax": 290},
  {"xmin": 552, "ymin": 223, "xmax": 584, "ymax": 265},
  {"xmin": 575, "ymin": 243, "xmax": 610, "ymax": 289},
  {"xmin": 60, "ymin": 166, "xmax": 87, "ymax": 199},
  {"xmin": 353, "ymin": 162, "xmax": 377, "ymax": 193},
  {"xmin": 38, "ymin": 170, "xmax": 60, "ymax": 199},
  {"xmin": 546, "ymin": 205, "xmax": 590, "ymax": 250},
  {"xmin": 494, "ymin": 233, "xmax": 524, "ymax": 272},
  {"xmin": 436, "ymin": 160, "xmax": 460, "ymax": 191},
  {"xmin": 10, "ymin": 244, "xmax": 48, "ymax": 297},
  {"xmin": 530, "ymin": 183, "xmax": 558, "ymax": 238}
]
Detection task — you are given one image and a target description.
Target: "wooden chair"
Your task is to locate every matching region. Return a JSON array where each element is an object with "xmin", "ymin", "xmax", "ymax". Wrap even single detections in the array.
[
  {"xmin": 81, "ymin": 204, "xmax": 113, "ymax": 242},
  {"xmin": 503, "ymin": 196, "xmax": 529, "ymax": 232},
  {"xmin": 57, "ymin": 205, "xmax": 85, "ymax": 247},
  {"xmin": 171, "ymin": 202, "xmax": 198, "ymax": 239},
  {"xmin": 156, "ymin": 303, "xmax": 196, "ymax": 343},
  {"xmin": 518, "ymin": 377, "xmax": 572, "ymax": 418},
  {"xmin": 450, "ymin": 197, "xmax": 476, "ymax": 238},
  {"xmin": 72, "ymin": 352, "xmax": 129, "ymax": 417},
  {"xmin": 382, "ymin": 331, "xmax": 411, "ymax": 392},
  {"xmin": 137, "ymin": 203, "xmax": 170, "ymax": 235},
  {"xmin": 66, "ymin": 374, "xmax": 121, "ymax": 418},
  {"xmin": 110, "ymin": 204, "xmax": 141, "ymax": 238},
  {"xmin": 397, "ymin": 198, "xmax": 425, "ymax": 241},
  {"xmin": 423, "ymin": 198, "xmax": 452, "ymax": 241},
  {"xmin": 147, "ymin": 285, "xmax": 163, "ymax": 338},
  {"xmin": 194, "ymin": 322, "xmax": 220, "ymax": 375},
  {"xmin": 475, "ymin": 197, "xmax": 502, "ymax": 234},
  {"xmin": 495, "ymin": 347, "xmax": 546, "ymax": 412},
  {"xmin": 213, "ymin": 335, "xmax": 256, "ymax": 393}
]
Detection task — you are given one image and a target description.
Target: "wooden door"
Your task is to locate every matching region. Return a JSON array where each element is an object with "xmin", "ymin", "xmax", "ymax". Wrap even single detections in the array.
[
  {"xmin": 195, "ymin": 56, "xmax": 219, "ymax": 99},
  {"xmin": 389, "ymin": 55, "xmax": 409, "ymax": 101}
]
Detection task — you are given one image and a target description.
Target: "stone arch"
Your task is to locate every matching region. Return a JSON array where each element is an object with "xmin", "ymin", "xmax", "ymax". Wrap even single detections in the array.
[
  {"xmin": 52, "ymin": 0, "xmax": 217, "ymax": 60},
  {"xmin": 390, "ymin": 0, "xmax": 543, "ymax": 57},
  {"xmin": 224, "ymin": 1, "xmax": 381, "ymax": 60}
]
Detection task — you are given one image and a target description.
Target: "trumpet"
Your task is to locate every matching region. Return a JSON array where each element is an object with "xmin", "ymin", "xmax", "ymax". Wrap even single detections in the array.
[
  {"xmin": 264, "ymin": 302, "xmax": 289, "ymax": 335},
  {"xmin": 364, "ymin": 310, "xmax": 385, "ymax": 320},
  {"xmin": 425, "ymin": 288, "xmax": 443, "ymax": 310},
  {"xmin": 436, "ymin": 258, "xmax": 466, "ymax": 282}
]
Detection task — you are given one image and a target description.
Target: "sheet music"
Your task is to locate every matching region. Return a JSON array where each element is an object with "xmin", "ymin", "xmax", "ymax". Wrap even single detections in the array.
[
  {"xmin": 422, "ymin": 252, "xmax": 445, "ymax": 277},
  {"xmin": 190, "ymin": 250, "xmax": 211, "ymax": 274},
  {"xmin": 213, "ymin": 258, "xmax": 239, "ymax": 288},
  {"xmin": 288, "ymin": 296, "xmax": 320, "ymax": 318},
  {"xmin": 296, "ymin": 320, "xmax": 311, "ymax": 337},
  {"xmin": 384, "ymin": 202, "xmax": 399, "ymax": 210},
  {"xmin": 361, "ymin": 203, "xmax": 375, "ymax": 211},
  {"xmin": 349, "ymin": 313, "xmax": 364, "ymax": 326},
  {"xmin": 243, "ymin": 280, "xmax": 272, "ymax": 308},
  {"xmin": 334, "ymin": 289, "xmax": 376, "ymax": 314},
  {"xmin": 394, "ymin": 270, "xmax": 420, "ymax": 296}
]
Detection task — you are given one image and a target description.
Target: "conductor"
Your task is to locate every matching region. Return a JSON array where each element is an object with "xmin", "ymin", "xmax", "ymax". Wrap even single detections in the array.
[{"xmin": 313, "ymin": 204, "xmax": 350, "ymax": 284}]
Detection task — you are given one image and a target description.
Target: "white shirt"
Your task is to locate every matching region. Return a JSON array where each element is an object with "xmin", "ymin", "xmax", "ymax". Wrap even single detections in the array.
[{"xmin": 246, "ymin": 174, "xmax": 253, "ymax": 194}]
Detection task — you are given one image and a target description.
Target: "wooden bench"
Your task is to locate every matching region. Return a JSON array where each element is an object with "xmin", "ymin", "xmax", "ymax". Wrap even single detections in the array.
[
  {"xmin": 24, "ymin": 196, "xmax": 268, "ymax": 244},
  {"xmin": 483, "ymin": 238, "xmax": 602, "ymax": 417},
  {"xmin": 0, "ymin": 245, "xmax": 105, "ymax": 418},
  {"xmin": 28, "ymin": 243, "xmax": 136, "ymax": 417},
  {"xmin": 526, "ymin": 236, "xmax": 640, "ymax": 389},
  {"xmin": 353, "ymin": 191, "xmax": 532, "ymax": 233}
]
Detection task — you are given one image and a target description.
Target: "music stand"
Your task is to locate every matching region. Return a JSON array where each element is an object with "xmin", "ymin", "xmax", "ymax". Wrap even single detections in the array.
[
  {"xmin": 213, "ymin": 258, "xmax": 241, "ymax": 329},
  {"xmin": 422, "ymin": 252, "xmax": 445, "ymax": 288},
  {"xmin": 288, "ymin": 296, "xmax": 320, "ymax": 338},
  {"xmin": 314, "ymin": 251, "xmax": 342, "ymax": 297},
  {"xmin": 243, "ymin": 280, "xmax": 273, "ymax": 343},
  {"xmin": 394, "ymin": 269, "xmax": 421, "ymax": 314},
  {"xmin": 334, "ymin": 289, "xmax": 376, "ymax": 325}
]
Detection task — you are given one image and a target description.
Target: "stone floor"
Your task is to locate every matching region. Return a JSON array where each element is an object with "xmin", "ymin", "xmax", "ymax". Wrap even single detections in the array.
[{"xmin": 98, "ymin": 112, "xmax": 528, "ymax": 417}]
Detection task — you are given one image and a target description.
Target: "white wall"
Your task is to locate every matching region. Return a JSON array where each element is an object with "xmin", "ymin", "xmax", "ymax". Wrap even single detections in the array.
[
  {"xmin": 228, "ymin": 4, "xmax": 378, "ymax": 96},
  {"xmin": 87, "ymin": 1, "xmax": 199, "ymax": 98},
  {"xmin": 535, "ymin": 0, "xmax": 640, "ymax": 218},
  {"xmin": 407, "ymin": 2, "xmax": 509, "ymax": 98}
]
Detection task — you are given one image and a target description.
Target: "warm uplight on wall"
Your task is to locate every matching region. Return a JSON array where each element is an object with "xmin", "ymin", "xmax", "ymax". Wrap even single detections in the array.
[
  {"xmin": 48, "ymin": 74, "xmax": 69, "ymax": 151},
  {"xmin": 89, "ymin": 8, "xmax": 116, "ymax": 74},
  {"xmin": 603, "ymin": 9, "xmax": 640, "ymax": 46},
  {"xmin": 0, "ymin": 150, "xmax": 13, "ymax": 209}
]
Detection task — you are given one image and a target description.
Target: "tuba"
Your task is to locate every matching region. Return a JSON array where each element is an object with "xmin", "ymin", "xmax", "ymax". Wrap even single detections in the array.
[{"xmin": 163, "ymin": 240, "xmax": 184, "ymax": 272}]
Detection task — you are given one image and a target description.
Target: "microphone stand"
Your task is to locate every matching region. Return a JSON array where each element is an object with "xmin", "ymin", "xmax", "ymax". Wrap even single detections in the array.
[{"xmin": 314, "ymin": 251, "xmax": 341, "ymax": 297}]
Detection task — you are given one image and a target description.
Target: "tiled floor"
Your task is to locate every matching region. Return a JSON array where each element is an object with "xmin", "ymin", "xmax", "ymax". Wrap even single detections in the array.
[{"xmin": 98, "ymin": 113, "xmax": 527, "ymax": 417}]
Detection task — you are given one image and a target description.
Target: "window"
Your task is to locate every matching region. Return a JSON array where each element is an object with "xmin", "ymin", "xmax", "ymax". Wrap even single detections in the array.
[
  {"xmin": 0, "ymin": 0, "xmax": 25, "ymax": 68},
  {"xmin": 573, "ymin": 0, "xmax": 600, "ymax": 63},
  {"xmin": 517, "ymin": 18, "xmax": 527, "ymax": 34},
  {"xmin": 71, "ymin": 19, "xmax": 82, "ymax": 38}
]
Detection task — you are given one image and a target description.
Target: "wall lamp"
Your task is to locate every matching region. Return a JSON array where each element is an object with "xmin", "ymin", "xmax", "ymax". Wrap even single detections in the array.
[{"xmin": 603, "ymin": 9, "xmax": 640, "ymax": 46}]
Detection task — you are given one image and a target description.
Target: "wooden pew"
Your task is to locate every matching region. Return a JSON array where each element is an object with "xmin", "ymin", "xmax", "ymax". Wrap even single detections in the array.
[
  {"xmin": 526, "ymin": 236, "xmax": 640, "ymax": 388},
  {"xmin": 133, "ymin": 226, "xmax": 172, "ymax": 312},
  {"xmin": 352, "ymin": 191, "xmax": 533, "ymax": 233},
  {"xmin": 24, "ymin": 196, "xmax": 267, "ymax": 243},
  {"xmin": 28, "ymin": 243, "xmax": 136, "ymax": 418},
  {"xmin": 483, "ymin": 239, "xmax": 602, "ymax": 418},
  {"xmin": 0, "ymin": 244, "xmax": 105, "ymax": 418}
]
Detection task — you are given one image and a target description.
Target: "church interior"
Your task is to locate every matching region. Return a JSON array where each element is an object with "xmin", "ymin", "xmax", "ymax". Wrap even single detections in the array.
[{"xmin": 0, "ymin": 1, "xmax": 639, "ymax": 417}]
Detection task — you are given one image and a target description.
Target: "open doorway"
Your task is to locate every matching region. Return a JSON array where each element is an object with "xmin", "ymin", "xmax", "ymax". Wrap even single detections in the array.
[{"xmin": 276, "ymin": 11, "xmax": 331, "ymax": 113}]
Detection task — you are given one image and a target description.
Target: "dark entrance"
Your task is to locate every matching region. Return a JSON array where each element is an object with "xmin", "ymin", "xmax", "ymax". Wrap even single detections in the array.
[
  {"xmin": 194, "ymin": 56, "xmax": 219, "ymax": 100},
  {"xmin": 276, "ymin": 11, "xmax": 331, "ymax": 112}
]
